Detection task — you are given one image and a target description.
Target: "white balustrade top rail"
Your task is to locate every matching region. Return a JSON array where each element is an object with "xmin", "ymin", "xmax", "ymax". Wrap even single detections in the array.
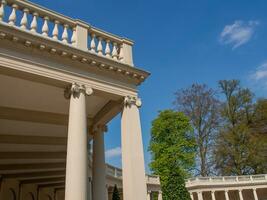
[
  {"xmin": 0, "ymin": 0, "xmax": 134, "ymax": 65},
  {"xmin": 186, "ymin": 174, "xmax": 267, "ymax": 185}
]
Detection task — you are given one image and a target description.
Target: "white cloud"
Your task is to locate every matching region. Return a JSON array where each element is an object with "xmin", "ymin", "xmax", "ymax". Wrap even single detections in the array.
[
  {"xmin": 105, "ymin": 147, "xmax": 121, "ymax": 159},
  {"xmin": 250, "ymin": 61, "xmax": 267, "ymax": 82},
  {"xmin": 219, "ymin": 20, "xmax": 259, "ymax": 49}
]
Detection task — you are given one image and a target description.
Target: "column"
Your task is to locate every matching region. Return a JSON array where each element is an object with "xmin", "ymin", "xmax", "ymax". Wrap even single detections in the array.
[
  {"xmin": 121, "ymin": 96, "xmax": 147, "ymax": 200},
  {"xmin": 238, "ymin": 189, "xmax": 243, "ymax": 200},
  {"xmin": 197, "ymin": 191, "xmax": 203, "ymax": 200},
  {"xmin": 211, "ymin": 191, "xmax": 216, "ymax": 200},
  {"xmin": 253, "ymin": 188, "xmax": 258, "ymax": 200},
  {"xmin": 147, "ymin": 191, "xmax": 151, "ymax": 200},
  {"xmin": 92, "ymin": 125, "xmax": 107, "ymax": 200},
  {"xmin": 158, "ymin": 191, "xmax": 163, "ymax": 200},
  {"xmin": 65, "ymin": 83, "xmax": 93, "ymax": 200},
  {"xmin": 224, "ymin": 190, "xmax": 229, "ymax": 200},
  {"xmin": 88, "ymin": 178, "xmax": 92, "ymax": 200},
  {"xmin": 106, "ymin": 185, "xmax": 109, "ymax": 200},
  {"xmin": 189, "ymin": 192, "xmax": 194, "ymax": 200}
]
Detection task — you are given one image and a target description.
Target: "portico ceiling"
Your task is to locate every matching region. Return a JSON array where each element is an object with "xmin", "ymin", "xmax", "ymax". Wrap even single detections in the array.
[{"xmin": 0, "ymin": 73, "xmax": 111, "ymax": 116}]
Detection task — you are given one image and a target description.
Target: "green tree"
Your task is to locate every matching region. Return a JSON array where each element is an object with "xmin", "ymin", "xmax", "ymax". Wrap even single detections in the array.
[
  {"xmin": 149, "ymin": 110, "xmax": 197, "ymax": 200},
  {"xmin": 112, "ymin": 185, "xmax": 120, "ymax": 200},
  {"xmin": 214, "ymin": 80, "xmax": 267, "ymax": 175}
]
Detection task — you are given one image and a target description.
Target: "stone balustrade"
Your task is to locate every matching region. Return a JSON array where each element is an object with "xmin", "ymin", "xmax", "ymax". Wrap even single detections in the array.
[
  {"xmin": 187, "ymin": 175, "xmax": 267, "ymax": 200},
  {"xmin": 0, "ymin": 0, "xmax": 134, "ymax": 65},
  {"xmin": 186, "ymin": 174, "xmax": 267, "ymax": 187}
]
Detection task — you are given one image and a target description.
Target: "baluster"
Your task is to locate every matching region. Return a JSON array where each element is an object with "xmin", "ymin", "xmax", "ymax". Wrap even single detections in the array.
[
  {"xmin": 62, "ymin": 24, "xmax": 69, "ymax": 43},
  {"xmin": 52, "ymin": 20, "xmax": 59, "ymax": 40},
  {"xmin": 41, "ymin": 16, "xmax": 49, "ymax": 36},
  {"xmin": 71, "ymin": 27, "xmax": 76, "ymax": 45},
  {"xmin": 8, "ymin": 4, "xmax": 18, "ymax": 25},
  {"xmin": 0, "ymin": 0, "xmax": 6, "ymax": 22},
  {"xmin": 112, "ymin": 42, "xmax": 118, "ymax": 60},
  {"xmin": 20, "ymin": 8, "xmax": 29, "ymax": 29},
  {"xmin": 105, "ymin": 39, "xmax": 111, "ymax": 58},
  {"xmin": 97, "ymin": 37, "xmax": 103, "ymax": 55},
  {"xmin": 119, "ymin": 43, "xmax": 124, "ymax": 61},
  {"xmin": 30, "ymin": 12, "xmax": 38, "ymax": 32},
  {"xmin": 90, "ymin": 33, "xmax": 96, "ymax": 52}
]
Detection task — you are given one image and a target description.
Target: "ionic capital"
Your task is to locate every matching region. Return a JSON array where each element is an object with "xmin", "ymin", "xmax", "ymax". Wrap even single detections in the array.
[
  {"xmin": 64, "ymin": 83, "xmax": 93, "ymax": 99},
  {"xmin": 123, "ymin": 96, "xmax": 142, "ymax": 108}
]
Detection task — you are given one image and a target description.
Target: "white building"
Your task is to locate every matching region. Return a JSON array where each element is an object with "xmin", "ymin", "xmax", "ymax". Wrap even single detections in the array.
[{"xmin": 0, "ymin": 0, "xmax": 150, "ymax": 199}]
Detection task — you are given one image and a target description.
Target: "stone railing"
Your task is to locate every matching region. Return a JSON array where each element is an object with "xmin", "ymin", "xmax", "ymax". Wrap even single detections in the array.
[
  {"xmin": 106, "ymin": 164, "xmax": 161, "ymax": 186},
  {"xmin": 106, "ymin": 164, "xmax": 123, "ymax": 178},
  {"xmin": 0, "ymin": 0, "xmax": 134, "ymax": 65},
  {"xmin": 186, "ymin": 174, "xmax": 267, "ymax": 186}
]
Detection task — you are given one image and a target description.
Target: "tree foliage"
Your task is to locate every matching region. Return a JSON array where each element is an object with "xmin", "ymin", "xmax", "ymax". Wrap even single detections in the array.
[
  {"xmin": 174, "ymin": 84, "xmax": 220, "ymax": 176},
  {"xmin": 149, "ymin": 110, "xmax": 197, "ymax": 200},
  {"xmin": 214, "ymin": 80, "xmax": 267, "ymax": 175},
  {"xmin": 112, "ymin": 185, "xmax": 120, "ymax": 200}
]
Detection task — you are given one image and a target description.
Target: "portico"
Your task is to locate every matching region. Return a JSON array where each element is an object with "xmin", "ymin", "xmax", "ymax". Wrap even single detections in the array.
[{"xmin": 0, "ymin": 0, "xmax": 149, "ymax": 199}]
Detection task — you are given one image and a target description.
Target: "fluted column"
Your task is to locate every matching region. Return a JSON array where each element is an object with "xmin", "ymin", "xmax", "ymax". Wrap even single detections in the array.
[
  {"xmin": 190, "ymin": 192, "xmax": 194, "ymax": 200},
  {"xmin": 224, "ymin": 190, "xmax": 229, "ymax": 200},
  {"xmin": 121, "ymin": 96, "xmax": 147, "ymax": 200},
  {"xmin": 197, "ymin": 191, "xmax": 203, "ymax": 200},
  {"xmin": 238, "ymin": 190, "xmax": 243, "ymax": 200},
  {"xmin": 158, "ymin": 191, "xmax": 163, "ymax": 200},
  {"xmin": 92, "ymin": 125, "xmax": 107, "ymax": 200},
  {"xmin": 64, "ymin": 83, "xmax": 93, "ymax": 200},
  {"xmin": 253, "ymin": 188, "xmax": 258, "ymax": 200},
  {"xmin": 211, "ymin": 191, "xmax": 216, "ymax": 200}
]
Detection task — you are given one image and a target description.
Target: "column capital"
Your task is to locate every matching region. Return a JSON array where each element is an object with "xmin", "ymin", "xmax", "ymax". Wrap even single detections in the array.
[
  {"xmin": 253, "ymin": 188, "xmax": 257, "ymax": 191},
  {"xmin": 123, "ymin": 96, "xmax": 142, "ymax": 108},
  {"xmin": 93, "ymin": 124, "xmax": 108, "ymax": 134},
  {"xmin": 147, "ymin": 190, "xmax": 152, "ymax": 194},
  {"xmin": 64, "ymin": 83, "xmax": 93, "ymax": 99}
]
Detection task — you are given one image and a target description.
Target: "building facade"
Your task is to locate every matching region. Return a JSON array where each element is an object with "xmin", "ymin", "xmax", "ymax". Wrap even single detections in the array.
[{"xmin": 0, "ymin": 0, "xmax": 150, "ymax": 199}]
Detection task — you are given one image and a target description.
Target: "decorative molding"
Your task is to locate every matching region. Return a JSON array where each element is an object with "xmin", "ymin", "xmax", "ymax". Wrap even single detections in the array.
[
  {"xmin": 0, "ymin": 24, "xmax": 149, "ymax": 85},
  {"xmin": 64, "ymin": 83, "xmax": 93, "ymax": 99},
  {"xmin": 123, "ymin": 95, "xmax": 142, "ymax": 108}
]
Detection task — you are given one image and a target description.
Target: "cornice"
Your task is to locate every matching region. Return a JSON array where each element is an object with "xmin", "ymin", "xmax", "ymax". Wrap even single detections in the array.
[{"xmin": 0, "ymin": 22, "xmax": 150, "ymax": 86}]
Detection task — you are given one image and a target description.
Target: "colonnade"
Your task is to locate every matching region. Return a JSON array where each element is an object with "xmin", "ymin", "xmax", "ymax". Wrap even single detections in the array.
[
  {"xmin": 64, "ymin": 83, "xmax": 147, "ymax": 200},
  {"xmin": 191, "ymin": 188, "xmax": 260, "ymax": 200}
]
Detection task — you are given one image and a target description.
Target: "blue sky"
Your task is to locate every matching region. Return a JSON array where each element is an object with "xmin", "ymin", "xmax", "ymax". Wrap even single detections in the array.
[{"xmin": 31, "ymin": 0, "xmax": 267, "ymax": 173}]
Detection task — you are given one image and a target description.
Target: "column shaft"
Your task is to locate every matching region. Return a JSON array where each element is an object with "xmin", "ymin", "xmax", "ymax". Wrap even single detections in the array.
[
  {"xmin": 65, "ymin": 87, "xmax": 88, "ymax": 200},
  {"xmin": 121, "ymin": 97, "xmax": 147, "ymax": 200},
  {"xmin": 253, "ymin": 189, "xmax": 258, "ymax": 200},
  {"xmin": 92, "ymin": 126, "xmax": 107, "ymax": 200},
  {"xmin": 147, "ymin": 191, "xmax": 151, "ymax": 200},
  {"xmin": 211, "ymin": 191, "xmax": 216, "ymax": 200},
  {"xmin": 238, "ymin": 190, "xmax": 243, "ymax": 200},
  {"xmin": 190, "ymin": 192, "xmax": 194, "ymax": 200},
  {"xmin": 158, "ymin": 191, "xmax": 163, "ymax": 200},
  {"xmin": 197, "ymin": 191, "xmax": 203, "ymax": 200},
  {"xmin": 224, "ymin": 191, "xmax": 229, "ymax": 200}
]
